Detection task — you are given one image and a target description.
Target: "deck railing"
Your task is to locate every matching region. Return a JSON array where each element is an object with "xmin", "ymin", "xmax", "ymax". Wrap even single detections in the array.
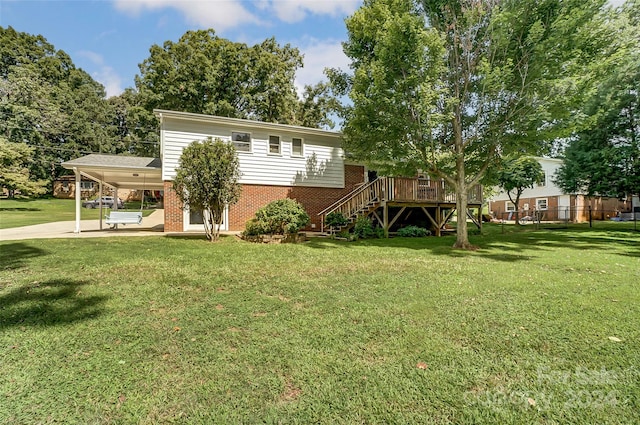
[{"xmin": 318, "ymin": 177, "xmax": 482, "ymax": 231}]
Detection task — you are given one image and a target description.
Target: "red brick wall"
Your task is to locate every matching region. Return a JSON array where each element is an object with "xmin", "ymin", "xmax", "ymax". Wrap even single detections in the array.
[
  {"xmin": 164, "ymin": 165, "xmax": 366, "ymax": 232},
  {"xmin": 163, "ymin": 181, "xmax": 184, "ymax": 232}
]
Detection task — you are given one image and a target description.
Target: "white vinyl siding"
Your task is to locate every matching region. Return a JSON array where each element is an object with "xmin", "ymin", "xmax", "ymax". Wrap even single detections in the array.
[{"xmin": 161, "ymin": 117, "xmax": 344, "ymax": 188}]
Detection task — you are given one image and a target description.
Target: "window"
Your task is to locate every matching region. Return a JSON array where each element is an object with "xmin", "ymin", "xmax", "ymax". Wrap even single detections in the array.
[
  {"xmin": 231, "ymin": 132, "xmax": 251, "ymax": 152},
  {"xmin": 269, "ymin": 135, "xmax": 281, "ymax": 155},
  {"xmin": 80, "ymin": 181, "xmax": 94, "ymax": 191},
  {"xmin": 292, "ymin": 138, "xmax": 303, "ymax": 156},
  {"xmin": 538, "ymin": 171, "xmax": 547, "ymax": 187},
  {"xmin": 506, "ymin": 201, "xmax": 516, "ymax": 212},
  {"xmin": 536, "ymin": 198, "xmax": 548, "ymax": 210}
]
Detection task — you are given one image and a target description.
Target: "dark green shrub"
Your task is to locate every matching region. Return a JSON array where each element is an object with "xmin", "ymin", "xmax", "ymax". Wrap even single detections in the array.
[
  {"xmin": 397, "ymin": 225, "xmax": 430, "ymax": 237},
  {"xmin": 253, "ymin": 199, "xmax": 310, "ymax": 234},
  {"xmin": 243, "ymin": 219, "xmax": 265, "ymax": 236},
  {"xmin": 353, "ymin": 216, "xmax": 376, "ymax": 239},
  {"xmin": 325, "ymin": 211, "xmax": 348, "ymax": 229}
]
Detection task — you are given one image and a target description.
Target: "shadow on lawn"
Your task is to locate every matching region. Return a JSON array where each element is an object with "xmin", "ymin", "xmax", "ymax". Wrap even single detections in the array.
[
  {"xmin": 0, "ymin": 278, "xmax": 109, "ymax": 329},
  {"xmin": 305, "ymin": 227, "xmax": 640, "ymax": 262},
  {"xmin": 0, "ymin": 207, "xmax": 41, "ymax": 212},
  {"xmin": 0, "ymin": 242, "xmax": 48, "ymax": 270}
]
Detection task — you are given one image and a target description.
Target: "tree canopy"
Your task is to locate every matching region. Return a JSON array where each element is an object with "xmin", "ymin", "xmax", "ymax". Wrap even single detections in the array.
[
  {"xmin": 173, "ymin": 137, "xmax": 242, "ymax": 242},
  {"xmin": 134, "ymin": 29, "xmax": 336, "ymax": 129},
  {"xmin": 332, "ymin": 0, "xmax": 615, "ymax": 248},
  {"xmin": 555, "ymin": 0, "xmax": 640, "ymax": 199},
  {"xmin": 0, "ymin": 136, "xmax": 48, "ymax": 197},
  {"xmin": 0, "ymin": 26, "xmax": 122, "ymax": 189}
]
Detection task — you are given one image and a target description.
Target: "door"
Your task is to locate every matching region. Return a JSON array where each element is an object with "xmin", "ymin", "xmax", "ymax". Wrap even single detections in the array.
[{"xmin": 184, "ymin": 207, "xmax": 228, "ymax": 232}]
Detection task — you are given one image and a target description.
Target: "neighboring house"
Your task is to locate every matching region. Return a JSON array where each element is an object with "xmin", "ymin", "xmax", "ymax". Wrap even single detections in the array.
[
  {"xmin": 489, "ymin": 157, "xmax": 630, "ymax": 222},
  {"xmin": 53, "ymin": 175, "xmax": 141, "ymax": 201}
]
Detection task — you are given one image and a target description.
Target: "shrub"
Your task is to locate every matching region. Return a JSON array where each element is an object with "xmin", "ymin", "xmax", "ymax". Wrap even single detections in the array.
[
  {"xmin": 353, "ymin": 216, "xmax": 376, "ymax": 239},
  {"xmin": 397, "ymin": 225, "xmax": 430, "ymax": 237},
  {"xmin": 243, "ymin": 219, "xmax": 265, "ymax": 237},
  {"xmin": 325, "ymin": 211, "xmax": 348, "ymax": 230},
  {"xmin": 253, "ymin": 199, "xmax": 310, "ymax": 235}
]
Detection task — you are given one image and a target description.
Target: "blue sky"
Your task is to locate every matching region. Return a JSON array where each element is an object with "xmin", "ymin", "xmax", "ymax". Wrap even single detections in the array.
[
  {"xmin": 0, "ymin": 0, "xmax": 363, "ymax": 97},
  {"xmin": 0, "ymin": 0, "xmax": 628, "ymax": 99}
]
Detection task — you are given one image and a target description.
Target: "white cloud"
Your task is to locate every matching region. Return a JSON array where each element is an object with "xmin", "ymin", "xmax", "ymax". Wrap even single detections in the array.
[
  {"xmin": 78, "ymin": 51, "xmax": 124, "ymax": 98},
  {"xmin": 295, "ymin": 38, "xmax": 350, "ymax": 95},
  {"xmin": 112, "ymin": 0, "xmax": 262, "ymax": 32},
  {"xmin": 267, "ymin": 0, "xmax": 361, "ymax": 23}
]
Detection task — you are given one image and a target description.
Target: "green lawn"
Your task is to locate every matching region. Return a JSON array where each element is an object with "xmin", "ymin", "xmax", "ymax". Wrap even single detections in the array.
[
  {"xmin": 1, "ymin": 225, "xmax": 638, "ymax": 424},
  {"xmin": 0, "ymin": 197, "xmax": 154, "ymax": 229}
]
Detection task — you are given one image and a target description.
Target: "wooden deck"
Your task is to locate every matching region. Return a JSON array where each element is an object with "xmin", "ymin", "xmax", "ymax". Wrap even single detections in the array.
[{"xmin": 319, "ymin": 177, "xmax": 483, "ymax": 236}]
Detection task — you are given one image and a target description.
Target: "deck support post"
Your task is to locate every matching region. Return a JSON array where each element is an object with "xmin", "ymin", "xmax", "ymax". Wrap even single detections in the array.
[
  {"xmin": 436, "ymin": 206, "xmax": 441, "ymax": 237},
  {"xmin": 383, "ymin": 201, "xmax": 389, "ymax": 238}
]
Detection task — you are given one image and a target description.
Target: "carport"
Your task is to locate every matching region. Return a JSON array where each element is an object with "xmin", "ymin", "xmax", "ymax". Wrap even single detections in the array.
[{"xmin": 61, "ymin": 154, "xmax": 163, "ymax": 233}]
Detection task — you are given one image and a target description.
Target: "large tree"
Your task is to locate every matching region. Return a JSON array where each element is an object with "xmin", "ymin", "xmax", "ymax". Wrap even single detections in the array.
[
  {"xmin": 173, "ymin": 138, "xmax": 242, "ymax": 242},
  {"xmin": 555, "ymin": 0, "xmax": 640, "ymax": 200},
  {"xmin": 333, "ymin": 0, "xmax": 613, "ymax": 248},
  {"xmin": 0, "ymin": 26, "xmax": 120, "ymax": 189}
]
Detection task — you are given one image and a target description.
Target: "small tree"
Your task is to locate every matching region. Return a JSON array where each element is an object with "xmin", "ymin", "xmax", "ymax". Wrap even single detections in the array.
[
  {"xmin": 173, "ymin": 137, "xmax": 241, "ymax": 242},
  {"xmin": 0, "ymin": 136, "xmax": 47, "ymax": 197},
  {"xmin": 496, "ymin": 157, "xmax": 544, "ymax": 225}
]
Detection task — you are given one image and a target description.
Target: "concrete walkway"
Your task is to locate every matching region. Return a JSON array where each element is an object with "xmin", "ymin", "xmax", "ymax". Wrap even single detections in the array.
[{"xmin": 1, "ymin": 209, "xmax": 168, "ymax": 241}]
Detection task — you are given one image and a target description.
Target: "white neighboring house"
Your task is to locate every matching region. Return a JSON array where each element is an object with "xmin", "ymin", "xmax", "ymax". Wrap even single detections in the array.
[{"xmin": 488, "ymin": 157, "xmax": 629, "ymax": 222}]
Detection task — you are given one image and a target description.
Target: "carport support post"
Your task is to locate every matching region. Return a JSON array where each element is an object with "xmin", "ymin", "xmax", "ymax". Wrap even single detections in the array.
[
  {"xmin": 74, "ymin": 168, "xmax": 81, "ymax": 233},
  {"xmin": 113, "ymin": 187, "xmax": 119, "ymax": 229},
  {"xmin": 99, "ymin": 181, "xmax": 103, "ymax": 230}
]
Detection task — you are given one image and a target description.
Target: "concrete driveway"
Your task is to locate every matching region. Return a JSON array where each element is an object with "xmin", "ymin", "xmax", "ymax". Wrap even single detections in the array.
[{"xmin": 0, "ymin": 209, "xmax": 166, "ymax": 241}]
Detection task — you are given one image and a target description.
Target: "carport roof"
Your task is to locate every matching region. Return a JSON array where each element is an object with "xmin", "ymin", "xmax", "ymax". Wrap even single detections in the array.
[{"xmin": 61, "ymin": 154, "xmax": 164, "ymax": 190}]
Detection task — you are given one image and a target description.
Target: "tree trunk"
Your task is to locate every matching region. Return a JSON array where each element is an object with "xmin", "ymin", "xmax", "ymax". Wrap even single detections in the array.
[
  {"xmin": 453, "ymin": 149, "xmax": 472, "ymax": 249},
  {"xmin": 452, "ymin": 106, "xmax": 472, "ymax": 249}
]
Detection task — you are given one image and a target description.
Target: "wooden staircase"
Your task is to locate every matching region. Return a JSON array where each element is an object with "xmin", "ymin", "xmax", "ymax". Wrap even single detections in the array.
[{"xmin": 318, "ymin": 178, "xmax": 385, "ymax": 233}]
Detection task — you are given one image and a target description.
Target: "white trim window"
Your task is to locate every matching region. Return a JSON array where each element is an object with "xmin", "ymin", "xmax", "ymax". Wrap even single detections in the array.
[
  {"xmin": 506, "ymin": 201, "xmax": 516, "ymax": 212},
  {"xmin": 536, "ymin": 198, "xmax": 548, "ymax": 210},
  {"xmin": 538, "ymin": 171, "xmax": 547, "ymax": 187},
  {"xmin": 269, "ymin": 135, "xmax": 281, "ymax": 155},
  {"xmin": 292, "ymin": 137, "xmax": 303, "ymax": 157},
  {"xmin": 231, "ymin": 131, "xmax": 251, "ymax": 152}
]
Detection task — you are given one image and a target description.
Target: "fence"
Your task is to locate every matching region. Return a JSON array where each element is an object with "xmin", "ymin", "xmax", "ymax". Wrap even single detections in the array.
[{"xmin": 495, "ymin": 206, "xmax": 639, "ymax": 232}]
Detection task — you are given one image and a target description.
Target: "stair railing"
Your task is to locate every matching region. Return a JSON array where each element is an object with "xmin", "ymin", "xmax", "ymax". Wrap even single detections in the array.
[{"xmin": 318, "ymin": 177, "xmax": 386, "ymax": 232}]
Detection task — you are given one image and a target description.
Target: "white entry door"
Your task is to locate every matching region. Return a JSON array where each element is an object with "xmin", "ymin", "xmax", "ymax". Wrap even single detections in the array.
[{"xmin": 558, "ymin": 195, "xmax": 570, "ymax": 220}]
